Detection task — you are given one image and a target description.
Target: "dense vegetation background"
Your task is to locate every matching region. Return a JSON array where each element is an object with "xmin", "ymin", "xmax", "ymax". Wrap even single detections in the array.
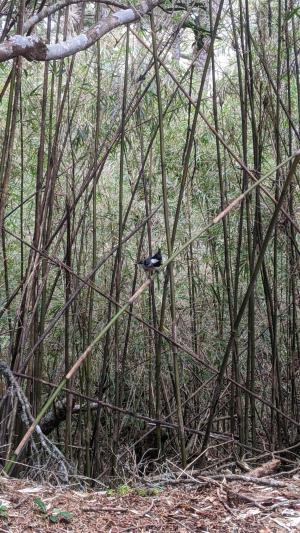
[{"xmin": 0, "ymin": 0, "xmax": 299, "ymax": 484}]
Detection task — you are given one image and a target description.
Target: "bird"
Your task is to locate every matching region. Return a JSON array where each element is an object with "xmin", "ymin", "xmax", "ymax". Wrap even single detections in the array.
[{"xmin": 137, "ymin": 249, "xmax": 162, "ymax": 272}]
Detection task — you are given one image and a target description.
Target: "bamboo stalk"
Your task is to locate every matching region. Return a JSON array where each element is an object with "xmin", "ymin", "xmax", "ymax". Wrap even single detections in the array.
[{"xmin": 3, "ymin": 140, "xmax": 299, "ymax": 476}]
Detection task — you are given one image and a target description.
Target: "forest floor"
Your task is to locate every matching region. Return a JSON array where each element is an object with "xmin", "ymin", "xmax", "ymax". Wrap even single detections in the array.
[{"xmin": 0, "ymin": 473, "xmax": 300, "ymax": 532}]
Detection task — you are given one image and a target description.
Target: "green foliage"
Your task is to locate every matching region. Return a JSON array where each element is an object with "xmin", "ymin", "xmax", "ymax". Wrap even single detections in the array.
[
  {"xmin": 286, "ymin": 7, "xmax": 300, "ymax": 20},
  {"xmin": 1, "ymin": 0, "xmax": 300, "ymax": 483},
  {"xmin": 33, "ymin": 497, "xmax": 47, "ymax": 513},
  {"xmin": 107, "ymin": 484, "xmax": 131, "ymax": 496},
  {"xmin": 49, "ymin": 509, "xmax": 73, "ymax": 524},
  {"xmin": 34, "ymin": 497, "xmax": 72, "ymax": 524},
  {"xmin": 0, "ymin": 503, "xmax": 8, "ymax": 519}
]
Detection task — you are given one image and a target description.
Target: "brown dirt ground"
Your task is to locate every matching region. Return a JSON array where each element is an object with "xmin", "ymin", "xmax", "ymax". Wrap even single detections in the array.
[{"xmin": 0, "ymin": 475, "xmax": 300, "ymax": 532}]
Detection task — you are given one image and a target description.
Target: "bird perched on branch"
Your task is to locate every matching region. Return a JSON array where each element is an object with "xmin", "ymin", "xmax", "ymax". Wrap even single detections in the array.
[{"xmin": 137, "ymin": 249, "xmax": 162, "ymax": 272}]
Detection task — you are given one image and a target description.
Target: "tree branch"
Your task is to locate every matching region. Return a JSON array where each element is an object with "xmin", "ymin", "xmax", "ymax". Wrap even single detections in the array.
[
  {"xmin": 0, "ymin": 0, "xmax": 164, "ymax": 62},
  {"xmin": 23, "ymin": 0, "xmax": 129, "ymax": 34}
]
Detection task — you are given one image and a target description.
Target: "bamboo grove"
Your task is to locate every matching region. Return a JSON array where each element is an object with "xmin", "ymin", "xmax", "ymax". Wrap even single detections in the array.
[{"xmin": 0, "ymin": 0, "xmax": 299, "ymax": 483}]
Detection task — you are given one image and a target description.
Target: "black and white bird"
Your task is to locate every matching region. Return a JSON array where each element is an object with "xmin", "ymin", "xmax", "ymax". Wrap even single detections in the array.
[{"xmin": 137, "ymin": 249, "xmax": 162, "ymax": 272}]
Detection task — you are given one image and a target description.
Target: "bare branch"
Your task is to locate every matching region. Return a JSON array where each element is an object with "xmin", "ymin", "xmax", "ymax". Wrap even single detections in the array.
[
  {"xmin": 0, "ymin": 0, "xmax": 164, "ymax": 62},
  {"xmin": 23, "ymin": 0, "xmax": 129, "ymax": 33}
]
